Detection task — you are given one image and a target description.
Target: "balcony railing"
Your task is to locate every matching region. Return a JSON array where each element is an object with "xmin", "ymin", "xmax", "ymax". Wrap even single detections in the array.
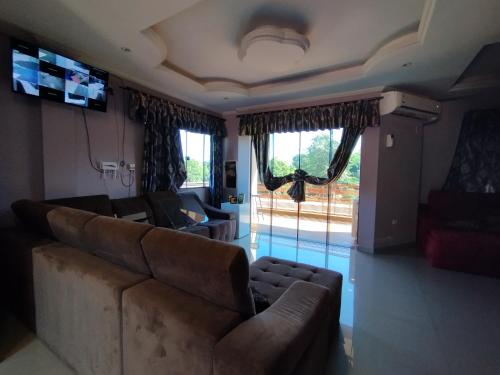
[{"xmin": 254, "ymin": 182, "xmax": 359, "ymax": 222}]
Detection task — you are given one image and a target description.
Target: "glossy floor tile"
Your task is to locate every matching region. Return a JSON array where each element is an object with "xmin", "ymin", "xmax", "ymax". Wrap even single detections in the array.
[
  {"xmin": 0, "ymin": 311, "xmax": 74, "ymax": 375},
  {"xmin": 235, "ymin": 233, "xmax": 500, "ymax": 375},
  {"xmin": 2, "ymin": 233, "xmax": 500, "ymax": 374}
]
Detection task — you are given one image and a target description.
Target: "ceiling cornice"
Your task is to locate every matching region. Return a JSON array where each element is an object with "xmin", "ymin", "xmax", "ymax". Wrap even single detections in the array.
[
  {"xmin": 232, "ymin": 86, "xmax": 385, "ymax": 115},
  {"xmin": 143, "ymin": 0, "xmax": 436, "ymax": 99}
]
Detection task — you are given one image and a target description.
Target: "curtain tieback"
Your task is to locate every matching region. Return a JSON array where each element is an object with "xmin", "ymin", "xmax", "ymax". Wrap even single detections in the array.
[{"xmin": 287, "ymin": 169, "xmax": 309, "ymax": 203}]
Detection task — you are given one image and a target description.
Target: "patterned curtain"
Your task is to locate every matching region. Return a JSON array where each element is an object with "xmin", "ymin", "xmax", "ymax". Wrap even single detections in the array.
[
  {"xmin": 241, "ymin": 99, "xmax": 380, "ymax": 202},
  {"xmin": 209, "ymin": 135, "xmax": 224, "ymax": 208},
  {"xmin": 444, "ymin": 109, "xmax": 500, "ymax": 192},
  {"xmin": 128, "ymin": 91, "xmax": 226, "ymax": 196}
]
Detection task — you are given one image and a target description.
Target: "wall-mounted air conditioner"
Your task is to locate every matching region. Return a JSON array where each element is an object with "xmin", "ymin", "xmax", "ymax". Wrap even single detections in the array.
[{"xmin": 380, "ymin": 91, "xmax": 441, "ymax": 123}]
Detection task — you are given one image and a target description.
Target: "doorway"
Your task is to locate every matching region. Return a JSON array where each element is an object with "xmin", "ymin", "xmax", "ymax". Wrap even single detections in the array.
[{"xmin": 250, "ymin": 129, "xmax": 361, "ymax": 249}]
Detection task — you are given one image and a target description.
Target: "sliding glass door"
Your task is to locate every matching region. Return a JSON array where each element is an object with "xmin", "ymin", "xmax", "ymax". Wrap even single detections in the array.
[{"xmin": 251, "ymin": 129, "xmax": 361, "ymax": 249}]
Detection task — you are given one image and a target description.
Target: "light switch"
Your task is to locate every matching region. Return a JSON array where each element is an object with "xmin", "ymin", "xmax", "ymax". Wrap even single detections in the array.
[{"xmin": 386, "ymin": 134, "xmax": 395, "ymax": 148}]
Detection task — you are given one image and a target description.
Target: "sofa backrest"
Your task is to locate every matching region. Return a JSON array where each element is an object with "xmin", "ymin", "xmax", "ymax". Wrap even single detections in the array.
[
  {"xmin": 44, "ymin": 194, "xmax": 113, "ymax": 217},
  {"xmin": 145, "ymin": 191, "xmax": 181, "ymax": 228},
  {"xmin": 11, "ymin": 199, "xmax": 57, "ymax": 238},
  {"xmin": 47, "ymin": 207, "xmax": 97, "ymax": 249},
  {"xmin": 47, "ymin": 207, "xmax": 255, "ymax": 318},
  {"xmin": 177, "ymin": 191, "xmax": 208, "ymax": 216},
  {"xmin": 83, "ymin": 216, "xmax": 153, "ymax": 275},
  {"xmin": 428, "ymin": 190, "xmax": 500, "ymax": 220},
  {"xmin": 10, "ymin": 195, "xmax": 114, "ymax": 238},
  {"xmin": 111, "ymin": 196, "xmax": 155, "ymax": 224},
  {"xmin": 141, "ymin": 227, "xmax": 256, "ymax": 318},
  {"xmin": 47, "ymin": 207, "xmax": 153, "ymax": 275}
]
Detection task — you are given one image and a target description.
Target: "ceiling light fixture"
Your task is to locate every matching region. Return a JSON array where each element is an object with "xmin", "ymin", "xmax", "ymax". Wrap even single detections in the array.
[{"xmin": 239, "ymin": 25, "xmax": 309, "ymax": 72}]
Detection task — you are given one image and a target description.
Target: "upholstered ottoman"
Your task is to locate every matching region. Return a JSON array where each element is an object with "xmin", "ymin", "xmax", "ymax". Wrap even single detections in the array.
[{"xmin": 249, "ymin": 256, "xmax": 343, "ymax": 326}]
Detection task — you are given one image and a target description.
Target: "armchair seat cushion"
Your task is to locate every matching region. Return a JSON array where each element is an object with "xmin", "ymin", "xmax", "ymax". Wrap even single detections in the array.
[
  {"xmin": 200, "ymin": 219, "xmax": 233, "ymax": 242},
  {"xmin": 180, "ymin": 225, "xmax": 210, "ymax": 238}
]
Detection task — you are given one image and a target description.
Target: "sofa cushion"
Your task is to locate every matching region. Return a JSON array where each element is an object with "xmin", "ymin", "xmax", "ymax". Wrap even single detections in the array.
[
  {"xmin": 123, "ymin": 279, "xmax": 243, "ymax": 375},
  {"xmin": 82, "ymin": 216, "xmax": 154, "ymax": 275},
  {"xmin": 141, "ymin": 227, "xmax": 255, "ymax": 318},
  {"xmin": 111, "ymin": 196, "xmax": 155, "ymax": 224},
  {"xmin": 145, "ymin": 191, "xmax": 180, "ymax": 227},
  {"xmin": 45, "ymin": 194, "xmax": 113, "ymax": 217},
  {"xmin": 426, "ymin": 228, "xmax": 500, "ymax": 277},
  {"xmin": 11, "ymin": 199, "xmax": 57, "ymax": 238},
  {"xmin": 146, "ymin": 191, "xmax": 200, "ymax": 229},
  {"xmin": 178, "ymin": 192, "xmax": 208, "ymax": 217},
  {"xmin": 213, "ymin": 281, "xmax": 330, "ymax": 375},
  {"xmin": 250, "ymin": 257, "xmax": 343, "ymax": 317},
  {"xmin": 33, "ymin": 242, "xmax": 148, "ymax": 375},
  {"xmin": 47, "ymin": 207, "xmax": 98, "ymax": 250}
]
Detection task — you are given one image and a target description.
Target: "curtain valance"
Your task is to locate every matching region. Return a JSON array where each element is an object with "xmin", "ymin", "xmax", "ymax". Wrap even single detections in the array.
[
  {"xmin": 239, "ymin": 98, "xmax": 380, "ymax": 135},
  {"xmin": 129, "ymin": 90, "xmax": 227, "ymax": 137}
]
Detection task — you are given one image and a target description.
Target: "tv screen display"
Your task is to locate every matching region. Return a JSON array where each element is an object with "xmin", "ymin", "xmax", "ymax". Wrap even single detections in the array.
[{"xmin": 11, "ymin": 39, "xmax": 109, "ymax": 112}]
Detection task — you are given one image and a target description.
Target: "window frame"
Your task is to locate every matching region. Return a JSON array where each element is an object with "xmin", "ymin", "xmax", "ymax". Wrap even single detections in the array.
[{"xmin": 179, "ymin": 130, "xmax": 211, "ymax": 189}]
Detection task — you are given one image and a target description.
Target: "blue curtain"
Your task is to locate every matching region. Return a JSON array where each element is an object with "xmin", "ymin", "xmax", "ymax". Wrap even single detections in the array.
[
  {"xmin": 129, "ymin": 90, "xmax": 226, "ymax": 197},
  {"xmin": 209, "ymin": 135, "xmax": 224, "ymax": 208},
  {"xmin": 444, "ymin": 109, "xmax": 500, "ymax": 192}
]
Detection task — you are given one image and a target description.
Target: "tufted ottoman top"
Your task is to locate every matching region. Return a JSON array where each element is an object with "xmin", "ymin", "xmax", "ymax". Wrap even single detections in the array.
[{"xmin": 249, "ymin": 256, "xmax": 343, "ymax": 312}]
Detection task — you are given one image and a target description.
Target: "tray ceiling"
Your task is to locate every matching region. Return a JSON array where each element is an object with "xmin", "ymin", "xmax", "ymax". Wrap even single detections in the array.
[{"xmin": 1, "ymin": 0, "xmax": 500, "ymax": 113}]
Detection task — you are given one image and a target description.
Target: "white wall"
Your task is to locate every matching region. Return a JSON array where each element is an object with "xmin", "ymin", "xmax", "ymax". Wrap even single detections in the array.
[
  {"xmin": 0, "ymin": 34, "xmax": 44, "ymax": 226},
  {"xmin": 41, "ymin": 76, "xmax": 144, "ymax": 200},
  {"xmin": 358, "ymin": 115, "xmax": 423, "ymax": 252}
]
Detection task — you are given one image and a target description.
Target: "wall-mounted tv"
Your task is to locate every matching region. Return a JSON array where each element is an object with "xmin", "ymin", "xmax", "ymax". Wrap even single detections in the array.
[{"xmin": 11, "ymin": 38, "xmax": 109, "ymax": 112}]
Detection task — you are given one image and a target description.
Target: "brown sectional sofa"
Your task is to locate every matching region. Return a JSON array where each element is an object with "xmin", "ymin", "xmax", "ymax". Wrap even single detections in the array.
[
  {"xmin": 33, "ymin": 206, "xmax": 334, "ymax": 375},
  {"xmin": 0, "ymin": 193, "xmax": 234, "ymax": 330}
]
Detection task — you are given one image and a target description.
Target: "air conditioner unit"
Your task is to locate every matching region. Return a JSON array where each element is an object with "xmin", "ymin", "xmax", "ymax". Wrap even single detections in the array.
[{"xmin": 380, "ymin": 91, "xmax": 441, "ymax": 122}]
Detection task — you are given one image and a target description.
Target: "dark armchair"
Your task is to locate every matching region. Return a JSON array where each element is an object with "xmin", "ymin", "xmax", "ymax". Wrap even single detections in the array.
[
  {"xmin": 177, "ymin": 191, "xmax": 236, "ymax": 241},
  {"xmin": 143, "ymin": 191, "xmax": 236, "ymax": 241}
]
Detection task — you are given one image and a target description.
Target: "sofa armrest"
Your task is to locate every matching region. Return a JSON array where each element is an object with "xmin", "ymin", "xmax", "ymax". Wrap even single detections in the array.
[
  {"xmin": 213, "ymin": 281, "xmax": 329, "ymax": 375},
  {"xmin": 201, "ymin": 203, "xmax": 235, "ymax": 220}
]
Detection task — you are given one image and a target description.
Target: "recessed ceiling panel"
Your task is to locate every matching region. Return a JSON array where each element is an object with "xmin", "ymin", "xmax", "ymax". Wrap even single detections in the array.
[{"xmin": 152, "ymin": 0, "xmax": 425, "ymax": 84}]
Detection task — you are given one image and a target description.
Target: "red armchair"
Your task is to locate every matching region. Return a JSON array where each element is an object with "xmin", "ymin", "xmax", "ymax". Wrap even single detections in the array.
[{"xmin": 418, "ymin": 190, "xmax": 500, "ymax": 278}]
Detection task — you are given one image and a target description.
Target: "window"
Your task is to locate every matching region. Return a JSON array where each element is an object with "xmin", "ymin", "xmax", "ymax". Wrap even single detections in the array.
[
  {"xmin": 179, "ymin": 130, "xmax": 211, "ymax": 188},
  {"xmin": 252, "ymin": 129, "xmax": 361, "ymax": 247}
]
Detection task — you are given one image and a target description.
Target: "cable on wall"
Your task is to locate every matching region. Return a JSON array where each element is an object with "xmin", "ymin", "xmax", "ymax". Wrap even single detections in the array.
[
  {"xmin": 82, "ymin": 80, "xmax": 135, "ymax": 195},
  {"xmin": 81, "ymin": 108, "xmax": 102, "ymax": 173},
  {"xmin": 118, "ymin": 79, "xmax": 135, "ymax": 191}
]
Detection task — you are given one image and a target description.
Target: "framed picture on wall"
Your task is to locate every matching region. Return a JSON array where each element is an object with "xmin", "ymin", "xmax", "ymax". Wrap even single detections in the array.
[{"xmin": 225, "ymin": 160, "xmax": 237, "ymax": 188}]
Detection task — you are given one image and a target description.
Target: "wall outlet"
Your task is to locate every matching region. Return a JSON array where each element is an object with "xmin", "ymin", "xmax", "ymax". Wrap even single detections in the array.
[
  {"xmin": 100, "ymin": 161, "xmax": 118, "ymax": 171},
  {"xmin": 99, "ymin": 161, "xmax": 118, "ymax": 179},
  {"xmin": 126, "ymin": 163, "xmax": 136, "ymax": 171}
]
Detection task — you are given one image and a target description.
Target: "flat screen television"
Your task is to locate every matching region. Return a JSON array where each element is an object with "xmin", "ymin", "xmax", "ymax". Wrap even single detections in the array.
[{"xmin": 11, "ymin": 38, "xmax": 109, "ymax": 112}]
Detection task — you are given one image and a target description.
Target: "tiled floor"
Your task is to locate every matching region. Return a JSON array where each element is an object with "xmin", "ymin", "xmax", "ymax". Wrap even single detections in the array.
[{"xmin": 2, "ymin": 234, "xmax": 500, "ymax": 375}]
